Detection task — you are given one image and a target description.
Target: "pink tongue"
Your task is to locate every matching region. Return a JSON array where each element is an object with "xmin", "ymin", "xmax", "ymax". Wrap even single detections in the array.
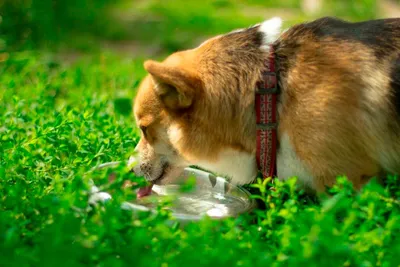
[{"xmin": 137, "ymin": 184, "xmax": 154, "ymax": 199}]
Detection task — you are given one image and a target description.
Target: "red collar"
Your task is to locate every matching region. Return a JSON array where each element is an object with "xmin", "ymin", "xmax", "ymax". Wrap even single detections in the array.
[{"xmin": 255, "ymin": 46, "xmax": 278, "ymax": 179}]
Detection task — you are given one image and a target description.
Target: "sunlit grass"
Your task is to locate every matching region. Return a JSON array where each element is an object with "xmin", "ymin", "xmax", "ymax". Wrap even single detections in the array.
[
  {"xmin": 1, "ymin": 48, "xmax": 399, "ymax": 267},
  {"xmin": 1, "ymin": 0, "xmax": 399, "ymax": 265}
]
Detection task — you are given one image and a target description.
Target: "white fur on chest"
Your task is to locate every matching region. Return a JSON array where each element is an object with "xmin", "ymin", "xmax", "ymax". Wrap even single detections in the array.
[
  {"xmin": 194, "ymin": 149, "xmax": 258, "ymax": 185},
  {"xmin": 195, "ymin": 136, "xmax": 314, "ymax": 188},
  {"xmin": 276, "ymin": 134, "xmax": 314, "ymax": 187}
]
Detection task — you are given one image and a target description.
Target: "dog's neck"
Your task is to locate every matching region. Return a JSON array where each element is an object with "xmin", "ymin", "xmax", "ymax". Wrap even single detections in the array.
[{"xmin": 255, "ymin": 46, "xmax": 279, "ymax": 179}]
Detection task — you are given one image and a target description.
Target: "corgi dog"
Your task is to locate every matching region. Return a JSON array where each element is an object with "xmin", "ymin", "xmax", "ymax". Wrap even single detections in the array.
[{"xmin": 132, "ymin": 16, "xmax": 400, "ymax": 196}]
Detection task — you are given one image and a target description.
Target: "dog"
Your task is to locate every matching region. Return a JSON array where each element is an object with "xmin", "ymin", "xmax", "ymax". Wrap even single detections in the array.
[{"xmin": 132, "ymin": 16, "xmax": 400, "ymax": 195}]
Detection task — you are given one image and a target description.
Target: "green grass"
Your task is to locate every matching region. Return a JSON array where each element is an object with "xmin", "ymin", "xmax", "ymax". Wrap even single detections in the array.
[
  {"xmin": 1, "ymin": 0, "xmax": 400, "ymax": 266},
  {"xmin": 1, "ymin": 49, "xmax": 400, "ymax": 267}
]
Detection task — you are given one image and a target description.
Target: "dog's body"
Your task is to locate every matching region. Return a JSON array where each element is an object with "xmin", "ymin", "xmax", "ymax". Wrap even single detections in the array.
[{"xmin": 133, "ymin": 16, "xmax": 400, "ymax": 193}]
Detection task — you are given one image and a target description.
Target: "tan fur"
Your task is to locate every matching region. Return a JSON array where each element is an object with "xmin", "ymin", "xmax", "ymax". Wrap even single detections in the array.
[
  {"xmin": 275, "ymin": 22, "xmax": 400, "ymax": 190},
  {"xmin": 133, "ymin": 28, "xmax": 266, "ymax": 184},
  {"xmin": 133, "ymin": 17, "xmax": 400, "ymax": 192}
]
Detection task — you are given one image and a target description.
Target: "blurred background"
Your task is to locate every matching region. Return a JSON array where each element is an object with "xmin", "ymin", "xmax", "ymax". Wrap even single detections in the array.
[{"xmin": 1, "ymin": 0, "xmax": 400, "ymax": 60}]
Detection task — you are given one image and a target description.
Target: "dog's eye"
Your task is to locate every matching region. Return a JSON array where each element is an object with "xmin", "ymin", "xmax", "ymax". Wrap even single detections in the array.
[{"xmin": 140, "ymin": 126, "xmax": 147, "ymax": 137}]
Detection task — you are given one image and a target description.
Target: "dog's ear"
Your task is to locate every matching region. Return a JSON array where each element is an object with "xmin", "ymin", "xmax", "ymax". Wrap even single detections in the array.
[{"xmin": 144, "ymin": 60, "xmax": 202, "ymax": 110}]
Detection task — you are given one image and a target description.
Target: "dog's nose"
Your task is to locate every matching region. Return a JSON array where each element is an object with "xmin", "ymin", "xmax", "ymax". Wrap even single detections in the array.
[{"xmin": 128, "ymin": 155, "xmax": 141, "ymax": 174}]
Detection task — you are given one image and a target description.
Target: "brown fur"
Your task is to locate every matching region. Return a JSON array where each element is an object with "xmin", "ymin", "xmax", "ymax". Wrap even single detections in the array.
[
  {"xmin": 133, "ymin": 16, "xmax": 400, "ymax": 192},
  {"xmin": 275, "ymin": 18, "xmax": 400, "ymax": 190}
]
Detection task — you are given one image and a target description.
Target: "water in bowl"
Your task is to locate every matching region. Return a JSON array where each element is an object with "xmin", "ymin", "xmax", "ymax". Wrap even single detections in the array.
[{"xmin": 135, "ymin": 181, "xmax": 253, "ymax": 218}]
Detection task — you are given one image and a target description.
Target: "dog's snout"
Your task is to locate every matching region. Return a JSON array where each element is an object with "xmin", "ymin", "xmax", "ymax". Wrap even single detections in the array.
[
  {"xmin": 139, "ymin": 162, "xmax": 152, "ymax": 177},
  {"xmin": 129, "ymin": 153, "xmax": 169, "ymax": 182}
]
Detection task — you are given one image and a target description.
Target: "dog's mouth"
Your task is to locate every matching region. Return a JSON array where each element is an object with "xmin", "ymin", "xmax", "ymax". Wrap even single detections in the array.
[
  {"xmin": 137, "ymin": 162, "xmax": 169, "ymax": 199},
  {"xmin": 151, "ymin": 161, "xmax": 169, "ymax": 184}
]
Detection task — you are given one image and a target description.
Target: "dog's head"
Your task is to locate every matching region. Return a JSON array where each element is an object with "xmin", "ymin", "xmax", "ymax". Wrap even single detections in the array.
[{"xmin": 132, "ymin": 18, "xmax": 282, "ymax": 185}]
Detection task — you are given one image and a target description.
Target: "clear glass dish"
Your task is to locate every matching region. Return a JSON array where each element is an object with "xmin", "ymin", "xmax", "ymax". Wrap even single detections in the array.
[{"xmin": 91, "ymin": 162, "xmax": 256, "ymax": 222}]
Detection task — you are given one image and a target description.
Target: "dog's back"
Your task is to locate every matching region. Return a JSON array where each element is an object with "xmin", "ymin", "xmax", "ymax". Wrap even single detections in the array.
[{"xmin": 275, "ymin": 17, "xmax": 400, "ymax": 190}]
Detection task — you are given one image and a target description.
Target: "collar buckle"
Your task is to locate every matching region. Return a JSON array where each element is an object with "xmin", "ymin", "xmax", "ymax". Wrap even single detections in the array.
[{"xmin": 255, "ymin": 71, "xmax": 279, "ymax": 94}]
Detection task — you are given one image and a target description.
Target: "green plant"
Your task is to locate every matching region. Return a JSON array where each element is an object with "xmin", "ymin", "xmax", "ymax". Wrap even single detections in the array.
[
  {"xmin": 0, "ymin": 1, "xmax": 397, "ymax": 265},
  {"xmin": 1, "ymin": 52, "xmax": 399, "ymax": 266}
]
